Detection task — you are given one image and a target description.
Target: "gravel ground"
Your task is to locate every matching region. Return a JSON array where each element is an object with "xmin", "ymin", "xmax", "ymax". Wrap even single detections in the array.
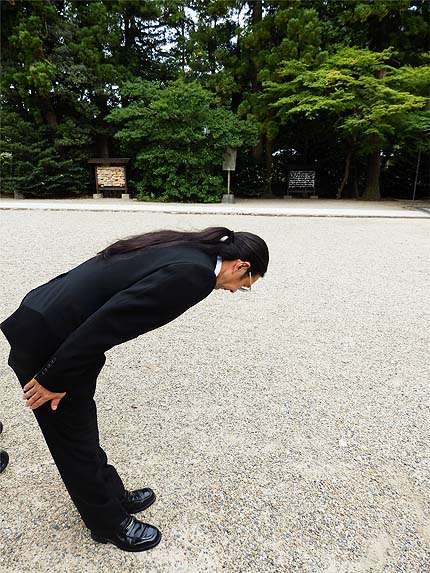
[
  {"xmin": 0, "ymin": 210, "xmax": 429, "ymax": 573},
  {"xmin": 1, "ymin": 197, "xmax": 429, "ymax": 219}
]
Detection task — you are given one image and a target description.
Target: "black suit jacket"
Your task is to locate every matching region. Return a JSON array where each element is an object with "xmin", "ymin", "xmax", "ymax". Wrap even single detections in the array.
[{"xmin": 1, "ymin": 245, "xmax": 216, "ymax": 393}]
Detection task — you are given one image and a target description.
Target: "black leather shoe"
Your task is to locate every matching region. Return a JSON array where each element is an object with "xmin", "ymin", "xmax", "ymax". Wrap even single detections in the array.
[
  {"xmin": 0, "ymin": 450, "xmax": 9, "ymax": 474},
  {"xmin": 122, "ymin": 488, "xmax": 156, "ymax": 514},
  {"xmin": 91, "ymin": 515, "xmax": 161, "ymax": 552},
  {"xmin": 0, "ymin": 420, "xmax": 3, "ymax": 434}
]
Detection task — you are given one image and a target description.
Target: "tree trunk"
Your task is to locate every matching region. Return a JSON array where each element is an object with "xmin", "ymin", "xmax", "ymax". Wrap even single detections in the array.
[
  {"xmin": 252, "ymin": 137, "xmax": 263, "ymax": 162},
  {"xmin": 40, "ymin": 96, "xmax": 58, "ymax": 129},
  {"xmin": 362, "ymin": 144, "xmax": 381, "ymax": 200},
  {"xmin": 96, "ymin": 135, "xmax": 110, "ymax": 159},
  {"xmin": 264, "ymin": 135, "xmax": 272, "ymax": 195},
  {"xmin": 251, "ymin": 0, "xmax": 262, "ymax": 25},
  {"xmin": 248, "ymin": 0, "xmax": 264, "ymax": 191},
  {"xmin": 181, "ymin": 19, "xmax": 185, "ymax": 73},
  {"xmin": 249, "ymin": 0, "xmax": 262, "ymax": 93},
  {"xmin": 337, "ymin": 145, "xmax": 352, "ymax": 199},
  {"xmin": 350, "ymin": 162, "xmax": 359, "ymax": 199},
  {"xmin": 251, "ymin": 132, "xmax": 270, "ymax": 196},
  {"xmin": 94, "ymin": 94, "xmax": 110, "ymax": 158},
  {"xmin": 361, "ymin": 70, "xmax": 386, "ymax": 200},
  {"xmin": 303, "ymin": 137, "xmax": 309, "ymax": 164}
]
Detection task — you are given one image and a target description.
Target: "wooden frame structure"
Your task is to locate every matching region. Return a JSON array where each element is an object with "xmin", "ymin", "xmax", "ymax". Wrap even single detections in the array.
[{"xmin": 88, "ymin": 158, "xmax": 130, "ymax": 197}]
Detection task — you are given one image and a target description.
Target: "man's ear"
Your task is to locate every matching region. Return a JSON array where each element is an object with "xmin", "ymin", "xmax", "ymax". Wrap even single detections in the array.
[{"xmin": 234, "ymin": 259, "xmax": 251, "ymax": 272}]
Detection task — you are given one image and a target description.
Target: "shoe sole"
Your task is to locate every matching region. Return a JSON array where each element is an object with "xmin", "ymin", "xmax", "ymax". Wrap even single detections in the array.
[
  {"xmin": 0, "ymin": 451, "xmax": 9, "ymax": 474},
  {"xmin": 123, "ymin": 491, "xmax": 156, "ymax": 514},
  {"xmin": 91, "ymin": 530, "xmax": 162, "ymax": 552}
]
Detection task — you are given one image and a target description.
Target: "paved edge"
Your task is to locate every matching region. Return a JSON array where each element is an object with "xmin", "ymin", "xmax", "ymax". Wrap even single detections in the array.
[{"xmin": 1, "ymin": 205, "xmax": 429, "ymax": 219}]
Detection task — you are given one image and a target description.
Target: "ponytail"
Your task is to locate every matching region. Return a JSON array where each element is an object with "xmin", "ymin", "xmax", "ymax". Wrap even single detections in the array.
[{"xmin": 97, "ymin": 227, "xmax": 269, "ymax": 277}]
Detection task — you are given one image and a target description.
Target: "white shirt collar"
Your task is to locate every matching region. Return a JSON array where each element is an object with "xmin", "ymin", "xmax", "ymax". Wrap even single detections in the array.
[{"xmin": 214, "ymin": 256, "xmax": 222, "ymax": 277}]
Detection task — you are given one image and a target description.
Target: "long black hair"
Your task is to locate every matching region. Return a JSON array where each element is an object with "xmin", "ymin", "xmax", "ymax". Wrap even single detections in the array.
[{"xmin": 97, "ymin": 227, "xmax": 269, "ymax": 277}]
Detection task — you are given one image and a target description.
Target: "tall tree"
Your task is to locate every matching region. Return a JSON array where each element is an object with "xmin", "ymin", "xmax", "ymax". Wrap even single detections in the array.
[
  {"xmin": 258, "ymin": 47, "xmax": 429, "ymax": 199},
  {"xmin": 238, "ymin": 2, "xmax": 326, "ymax": 193},
  {"xmin": 107, "ymin": 78, "xmax": 258, "ymax": 202},
  {"xmin": 237, "ymin": 0, "xmax": 429, "ymax": 198},
  {"xmin": 1, "ymin": 0, "xmax": 168, "ymax": 195},
  {"xmin": 1, "ymin": 0, "xmax": 428, "ymax": 200}
]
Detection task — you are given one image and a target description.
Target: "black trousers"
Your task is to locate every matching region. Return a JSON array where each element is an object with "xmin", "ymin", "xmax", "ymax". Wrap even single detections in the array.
[{"xmin": 7, "ymin": 347, "xmax": 130, "ymax": 532}]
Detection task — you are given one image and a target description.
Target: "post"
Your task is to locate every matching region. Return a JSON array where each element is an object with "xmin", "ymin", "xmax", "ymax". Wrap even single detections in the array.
[
  {"xmin": 93, "ymin": 166, "xmax": 103, "ymax": 199},
  {"xmin": 412, "ymin": 150, "xmax": 421, "ymax": 201},
  {"xmin": 122, "ymin": 166, "xmax": 129, "ymax": 199}
]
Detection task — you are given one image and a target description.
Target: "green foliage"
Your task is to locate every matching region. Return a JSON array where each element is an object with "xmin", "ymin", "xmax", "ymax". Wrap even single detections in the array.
[
  {"xmin": 263, "ymin": 47, "xmax": 429, "ymax": 151},
  {"xmin": 7, "ymin": 10, "xmax": 58, "ymax": 98},
  {"xmin": 108, "ymin": 78, "xmax": 258, "ymax": 201},
  {"xmin": 1, "ymin": 0, "xmax": 428, "ymax": 201},
  {"xmin": 0, "ymin": 110, "xmax": 90, "ymax": 197}
]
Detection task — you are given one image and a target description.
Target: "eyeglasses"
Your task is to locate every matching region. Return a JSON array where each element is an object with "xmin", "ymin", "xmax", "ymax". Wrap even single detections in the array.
[{"xmin": 238, "ymin": 272, "xmax": 252, "ymax": 293}]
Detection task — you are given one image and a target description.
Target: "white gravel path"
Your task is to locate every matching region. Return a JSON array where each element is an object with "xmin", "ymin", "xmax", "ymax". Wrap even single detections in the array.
[
  {"xmin": 1, "ymin": 197, "xmax": 429, "ymax": 218},
  {"xmin": 0, "ymin": 210, "xmax": 429, "ymax": 573}
]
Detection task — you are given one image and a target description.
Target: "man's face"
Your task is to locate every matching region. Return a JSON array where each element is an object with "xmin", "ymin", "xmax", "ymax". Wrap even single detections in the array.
[{"xmin": 215, "ymin": 260, "xmax": 261, "ymax": 293}]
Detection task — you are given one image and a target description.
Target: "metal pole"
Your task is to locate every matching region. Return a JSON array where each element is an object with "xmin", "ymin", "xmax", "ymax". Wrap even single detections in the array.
[
  {"xmin": 227, "ymin": 170, "xmax": 231, "ymax": 194},
  {"xmin": 412, "ymin": 150, "xmax": 421, "ymax": 201}
]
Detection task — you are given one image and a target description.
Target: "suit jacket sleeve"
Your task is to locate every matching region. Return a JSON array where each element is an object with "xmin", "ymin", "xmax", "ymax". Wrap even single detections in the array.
[{"xmin": 34, "ymin": 262, "xmax": 215, "ymax": 392}]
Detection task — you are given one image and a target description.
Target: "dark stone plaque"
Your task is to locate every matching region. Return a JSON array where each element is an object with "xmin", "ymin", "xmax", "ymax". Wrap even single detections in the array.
[{"xmin": 288, "ymin": 170, "xmax": 316, "ymax": 190}]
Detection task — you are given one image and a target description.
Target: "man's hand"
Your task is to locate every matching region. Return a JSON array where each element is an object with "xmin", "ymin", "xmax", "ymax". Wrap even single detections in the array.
[{"xmin": 23, "ymin": 378, "xmax": 66, "ymax": 411}]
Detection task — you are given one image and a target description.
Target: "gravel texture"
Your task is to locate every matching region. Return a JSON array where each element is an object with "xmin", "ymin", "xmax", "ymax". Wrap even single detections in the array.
[
  {"xmin": 0, "ymin": 210, "xmax": 429, "ymax": 573},
  {"xmin": 1, "ymin": 197, "xmax": 429, "ymax": 218}
]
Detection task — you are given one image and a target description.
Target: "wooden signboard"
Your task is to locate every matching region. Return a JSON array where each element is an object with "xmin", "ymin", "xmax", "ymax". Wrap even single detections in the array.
[{"xmin": 96, "ymin": 166, "xmax": 127, "ymax": 190}]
